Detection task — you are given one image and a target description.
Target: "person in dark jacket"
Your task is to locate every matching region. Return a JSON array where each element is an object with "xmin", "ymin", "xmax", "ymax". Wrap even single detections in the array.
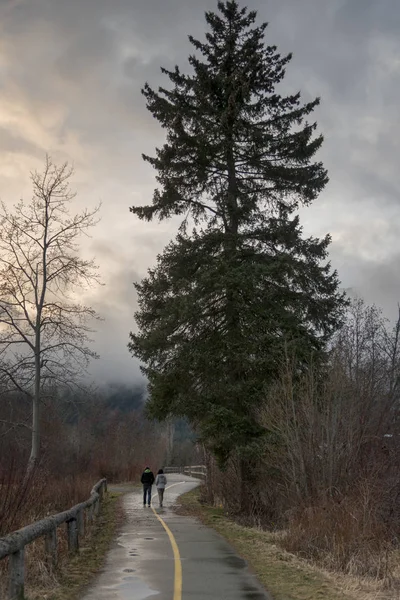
[{"xmin": 141, "ymin": 466, "xmax": 155, "ymax": 507}]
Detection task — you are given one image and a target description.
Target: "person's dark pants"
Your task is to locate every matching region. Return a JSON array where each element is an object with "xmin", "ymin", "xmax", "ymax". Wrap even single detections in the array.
[
  {"xmin": 157, "ymin": 488, "xmax": 165, "ymax": 506},
  {"xmin": 143, "ymin": 485, "xmax": 152, "ymax": 505}
]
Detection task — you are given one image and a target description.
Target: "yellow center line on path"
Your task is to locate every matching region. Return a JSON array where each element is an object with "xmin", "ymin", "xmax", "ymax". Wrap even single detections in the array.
[{"xmin": 151, "ymin": 482, "xmax": 186, "ymax": 600}]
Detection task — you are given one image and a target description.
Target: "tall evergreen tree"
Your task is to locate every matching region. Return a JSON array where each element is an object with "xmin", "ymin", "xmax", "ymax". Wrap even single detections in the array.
[{"xmin": 129, "ymin": 1, "xmax": 346, "ymax": 464}]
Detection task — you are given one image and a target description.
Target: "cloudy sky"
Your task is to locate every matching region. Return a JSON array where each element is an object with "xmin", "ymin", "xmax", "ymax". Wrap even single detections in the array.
[{"xmin": 0, "ymin": 0, "xmax": 399, "ymax": 385}]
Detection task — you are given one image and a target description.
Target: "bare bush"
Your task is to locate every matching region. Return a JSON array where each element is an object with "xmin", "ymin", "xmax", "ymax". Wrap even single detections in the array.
[
  {"xmin": 204, "ymin": 298, "xmax": 400, "ymax": 580},
  {"xmin": 282, "ymin": 481, "xmax": 392, "ymax": 580},
  {"xmin": 0, "ymin": 472, "xmax": 106, "ymax": 599}
]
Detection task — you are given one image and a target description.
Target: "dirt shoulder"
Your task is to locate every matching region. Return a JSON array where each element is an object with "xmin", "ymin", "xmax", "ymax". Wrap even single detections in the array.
[{"xmin": 175, "ymin": 487, "xmax": 393, "ymax": 600}]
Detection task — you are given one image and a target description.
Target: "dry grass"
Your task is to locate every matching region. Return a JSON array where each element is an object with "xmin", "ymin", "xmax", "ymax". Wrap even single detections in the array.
[
  {"xmin": 0, "ymin": 470, "xmax": 98, "ymax": 536},
  {"xmin": 27, "ymin": 492, "xmax": 122, "ymax": 600},
  {"xmin": 282, "ymin": 490, "xmax": 393, "ymax": 581},
  {"xmin": 176, "ymin": 487, "xmax": 400, "ymax": 600},
  {"xmin": 0, "ymin": 483, "xmax": 122, "ymax": 600}
]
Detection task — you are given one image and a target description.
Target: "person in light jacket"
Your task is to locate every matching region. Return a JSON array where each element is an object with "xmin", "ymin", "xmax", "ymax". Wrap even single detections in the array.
[{"xmin": 155, "ymin": 469, "xmax": 167, "ymax": 507}]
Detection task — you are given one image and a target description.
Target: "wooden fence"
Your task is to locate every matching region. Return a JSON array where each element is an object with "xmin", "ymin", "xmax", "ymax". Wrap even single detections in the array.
[
  {"xmin": 0, "ymin": 478, "xmax": 107, "ymax": 600},
  {"xmin": 164, "ymin": 465, "xmax": 207, "ymax": 479}
]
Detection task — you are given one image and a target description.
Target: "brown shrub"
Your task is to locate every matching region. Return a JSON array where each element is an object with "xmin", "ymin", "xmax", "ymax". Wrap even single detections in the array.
[
  {"xmin": 0, "ymin": 472, "xmax": 103, "ymax": 599},
  {"xmin": 282, "ymin": 481, "xmax": 393, "ymax": 580}
]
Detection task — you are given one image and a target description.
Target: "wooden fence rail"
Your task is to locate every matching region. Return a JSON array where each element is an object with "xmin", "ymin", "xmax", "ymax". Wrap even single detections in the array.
[
  {"xmin": 0, "ymin": 478, "xmax": 107, "ymax": 600},
  {"xmin": 164, "ymin": 465, "xmax": 207, "ymax": 479}
]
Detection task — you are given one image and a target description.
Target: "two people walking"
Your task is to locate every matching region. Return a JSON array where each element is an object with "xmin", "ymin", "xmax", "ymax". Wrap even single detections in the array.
[{"xmin": 140, "ymin": 467, "xmax": 167, "ymax": 508}]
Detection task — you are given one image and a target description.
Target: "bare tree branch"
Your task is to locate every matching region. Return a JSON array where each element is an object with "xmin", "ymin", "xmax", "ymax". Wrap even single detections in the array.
[{"xmin": 0, "ymin": 155, "xmax": 101, "ymax": 475}]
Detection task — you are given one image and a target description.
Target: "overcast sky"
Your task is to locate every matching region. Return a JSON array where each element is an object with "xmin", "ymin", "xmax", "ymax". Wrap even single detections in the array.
[{"xmin": 0, "ymin": 0, "xmax": 399, "ymax": 385}]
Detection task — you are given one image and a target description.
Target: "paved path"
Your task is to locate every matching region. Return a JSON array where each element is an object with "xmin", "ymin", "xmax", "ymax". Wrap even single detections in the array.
[{"xmin": 82, "ymin": 474, "xmax": 270, "ymax": 600}]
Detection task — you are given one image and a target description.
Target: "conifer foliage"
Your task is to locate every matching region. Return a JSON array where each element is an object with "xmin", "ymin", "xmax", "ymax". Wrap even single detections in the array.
[{"xmin": 129, "ymin": 1, "xmax": 346, "ymax": 462}]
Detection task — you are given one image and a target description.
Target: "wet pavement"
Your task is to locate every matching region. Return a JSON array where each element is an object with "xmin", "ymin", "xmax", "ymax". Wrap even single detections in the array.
[{"xmin": 81, "ymin": 474, "xmax": 271, "ymax": 600}]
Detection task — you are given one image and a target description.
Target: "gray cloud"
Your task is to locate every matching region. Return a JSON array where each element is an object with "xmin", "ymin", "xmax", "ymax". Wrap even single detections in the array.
[
  {"xmin": 0, "ymin": 0, "xmax": 399, "ymax": 383},
  {"xmin": 86, "ymin": 241, "xmax": 143, "ymax": 385}
]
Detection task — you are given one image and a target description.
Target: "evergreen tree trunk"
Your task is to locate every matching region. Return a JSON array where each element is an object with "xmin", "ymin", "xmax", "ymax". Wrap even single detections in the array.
[
  {"xmin": 240, "ymin": 458, "xmax": 254, "ymax": 514},
  {"xmin": 165, "ymin": 418, "xmax": 175, "ymax": 465}
]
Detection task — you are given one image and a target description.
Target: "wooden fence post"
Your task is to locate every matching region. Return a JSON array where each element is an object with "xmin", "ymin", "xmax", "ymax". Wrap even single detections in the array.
[
  {"xmin": 44, "ymin": 526, "xmax": 58, "ymax": 568},
  {"xmin": 0, "ymin": 477, "xmax": 107, "ymax": 598},
  {"xmin": 9, "ymin": 548, "xmax": 24, "ymax": 600},
  {"xmin": 87, "ymin": 503, "xmax": 94, "ymax": 524},
  {"xmin": 76, "ymin": 510, "xmax": 85, "ymax": 538},
  {"xmin": 66, "ymin": 519, "xmax": 79, "ymax": 554},
  {"xmin": 94, "ymin": 499, "xmax": 100, "ymax": 517}
]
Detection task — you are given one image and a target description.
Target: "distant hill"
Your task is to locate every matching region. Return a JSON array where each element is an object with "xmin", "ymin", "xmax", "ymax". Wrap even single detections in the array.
[{"xmin": 102, "ymin": 382, "xmax": 147, "ymax": 413}]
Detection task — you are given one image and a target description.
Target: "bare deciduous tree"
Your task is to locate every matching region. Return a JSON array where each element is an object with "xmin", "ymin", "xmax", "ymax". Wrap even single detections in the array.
[{"xmin": 0, "ymin": 156, "xmax": 101, "ymax": 475}]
